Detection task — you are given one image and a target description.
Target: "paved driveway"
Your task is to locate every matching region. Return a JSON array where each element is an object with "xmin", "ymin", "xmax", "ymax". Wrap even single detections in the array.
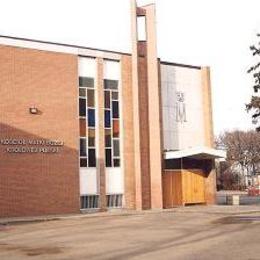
[{"xmin": 0, "ymin": 206, "xmax": 260, "ymax": 260}]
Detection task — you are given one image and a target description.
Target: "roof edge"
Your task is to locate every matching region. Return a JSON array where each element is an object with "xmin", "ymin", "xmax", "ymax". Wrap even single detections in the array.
[
  {"xmin": 0, "ymin": 34, "xmax": 131, "ymax": 56},
  {"xmin": 160, "ymin": 60, "xmax": 201, "ymax": 70},
  {"xmin": 164, "ymin": 147, "xmax": 227, "ymax": 160},
  {"xmin": 0, "ymin": 35, "xmax": 205, "ymax": 69}
]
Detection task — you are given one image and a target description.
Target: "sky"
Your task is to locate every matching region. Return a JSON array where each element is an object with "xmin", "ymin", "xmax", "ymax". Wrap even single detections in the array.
[{"xmin": 0, "ymin": 0, "xmax": 259, "ymax": 135}]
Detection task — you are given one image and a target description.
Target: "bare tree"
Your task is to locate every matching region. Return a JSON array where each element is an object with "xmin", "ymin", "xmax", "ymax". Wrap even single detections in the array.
[
  {"xmin": 247, "ymin": 34, "xmax": 260, "ymax": 131},
  {"xmin": 216, "ymin": 130, "xmax": 260, "ymax": 189}
]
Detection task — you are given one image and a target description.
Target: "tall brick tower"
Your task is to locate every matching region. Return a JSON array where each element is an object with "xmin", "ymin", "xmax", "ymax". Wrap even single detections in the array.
[{"xmin": 130, "ymin": 0, "xmax": 163, "ymax": 210}]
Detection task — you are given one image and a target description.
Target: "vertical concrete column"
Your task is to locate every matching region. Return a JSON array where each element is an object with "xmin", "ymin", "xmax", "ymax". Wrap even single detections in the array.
[
  {"xmin": 130, "ymin": 0, "xmax": 143, "ymax": 210},
  {"xmin": 143, "ymin": 4, "xmax": 163, "ymax": 209},
  {"xmin": 201, "ymin": 68, "xmax": 216, "ymax": 204},
  {"xmin": 201, "ymin": 67, "xmax": 214, "ymax": 148},
  {"xmin": 96, "ymin": 57, "xmax": 106, "ymax": 210}
]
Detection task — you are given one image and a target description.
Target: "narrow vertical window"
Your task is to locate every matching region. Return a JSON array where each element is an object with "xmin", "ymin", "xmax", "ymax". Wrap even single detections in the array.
[
  {"xmin": 79, "ymin": 72, "xmax": 96, "ymax": 168},
  {"xmin": 103, "ymin": 79, "xmax": 120, "ymax": 167},
  {"xmin": 137, "ymin": 16, "xmax": 146, "ymax": 41}
]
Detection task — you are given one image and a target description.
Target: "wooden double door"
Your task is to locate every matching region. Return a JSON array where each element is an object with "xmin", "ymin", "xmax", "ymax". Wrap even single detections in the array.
[
  {"xmin": 182, "ymin": 169, "xmax": 205, "ymax": 204},
  {"xmin": 163, "ymin": 169, "xmax": 206, "ymax": 208}
]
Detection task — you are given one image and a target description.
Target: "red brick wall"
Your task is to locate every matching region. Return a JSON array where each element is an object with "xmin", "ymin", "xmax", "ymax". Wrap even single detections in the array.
[
  {"xmin": 121, "ymin": 54, "xmax": 152, "ymax": 210},
  {"xmin": 121, "ymin": 55, "xmax": 136, "ymax": 209},
  {"xmin": 138, "ymin": 57, "xmax": 151, "ymax": 209},
  {"xmin": 0, "ymin": 45, "xmax": 80, "ymax": 217}
]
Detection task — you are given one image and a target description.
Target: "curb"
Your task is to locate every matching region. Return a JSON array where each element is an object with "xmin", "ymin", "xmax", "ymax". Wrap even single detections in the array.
[{"xmin": 1, "ymin": 206, "xmax": 259, "ymax": 226}]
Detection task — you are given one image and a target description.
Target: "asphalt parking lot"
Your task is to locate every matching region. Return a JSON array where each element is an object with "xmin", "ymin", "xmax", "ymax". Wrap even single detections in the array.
[{"xmin": 0, "ymin": 206, "xmax": 260, "ymax": 260}]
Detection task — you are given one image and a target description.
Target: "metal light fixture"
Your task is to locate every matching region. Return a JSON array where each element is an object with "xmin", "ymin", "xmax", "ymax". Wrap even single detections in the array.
[{"xmin": 29, "ymin": 106, "xmax": 38, "ymax": 115}]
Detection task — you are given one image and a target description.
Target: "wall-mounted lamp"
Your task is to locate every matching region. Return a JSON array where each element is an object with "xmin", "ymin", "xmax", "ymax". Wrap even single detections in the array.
[{"xmin": 29, "ymin": 106, "xmax": 38, "ymax": 115}]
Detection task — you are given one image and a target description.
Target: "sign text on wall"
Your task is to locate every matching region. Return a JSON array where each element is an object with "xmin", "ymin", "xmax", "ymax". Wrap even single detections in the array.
[{"xmin": 0, "ymin": 139, "xmax": 64, "ymax": 154}]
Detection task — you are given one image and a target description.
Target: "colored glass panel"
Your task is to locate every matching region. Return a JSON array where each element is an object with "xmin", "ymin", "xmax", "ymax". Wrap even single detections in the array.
[
  {"xmin": 105, "ymin": 129, "xmax": 111, "ymax": 147},
  {"xmin": 80, "ymin": 119, "xmax": 86, "ymax": 137},
  {"xmin": 112, "ymin": 91, "xmax": 118, "ymax": 100},
  {"xmin": 79, "ymin": 98, "xmax": 86, "ymax": 117},
  {"xmin": 80, "ymin": 138, "xmax": 87, "ymax": 156},
  {"xmin": 79, "ymin": 77, "xmax": 94, "ymax": 88},
  {"xmin": 87, "ymin": 89, "xmax": 95, "ymax": 107},
  {"xmin": 80, "ymin": 158, "xmax": 87, "ymax": 167},
  {"xmin": 113, "ymin": 120, "xmax": 119, "ymax": 137},
  {"xmin": 104, "ymin": 79, "xmax": 118, "ymax": 90},
  {"xmin": 88, "ymin": 149, "xmax": 96, "ymax": 167},
  {"xmin": 105, "ymin": 149, "xmax": 112, "ymax": 167},
  {"xmin": 105, "ymin": 110, "xmax": 111, "ymax": 128},
  {"xmin": 112, "ymin": 101, "xmax": 119, "ymax": 118},
  {"xmin": 104, "ymin": 91, "xmax": 110, "ymax": 108},
  {"xmin": 88, "ymin": 109, "xmax": 95, "ymax": 127},
  {"xmin": 113, "ymin": 139, "xmax": 120, "ymax": 157},
  {"xmin": 79, "ymin": 88, "xmax": 86, "ymax": 97},
  {"xmin": 88, "ymin": 128, "xmax": 95, "ymax": 147},
  {"xmin": 113, "ymin": 159, "xmax": 120, "ymax": 167}
]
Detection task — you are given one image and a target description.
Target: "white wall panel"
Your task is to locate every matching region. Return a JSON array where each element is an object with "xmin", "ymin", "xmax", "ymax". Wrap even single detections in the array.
[
  {"xmin": 103, "ymin": 60, "xmax": 120, "ymax": 80},
  {"xmin": 161, "ymin": 64, "xmax": 205, "ymax": 151},
  {"xmin": 78, "ymin": 57, "xmax": 96, "ymax": 77},
  {"xmin": 106, "ymin": 168, "xmax": 124, "ymax": 194},
  {"xmin": 80, "ymin": 168, "xmax": 97, "ymax": 195}
]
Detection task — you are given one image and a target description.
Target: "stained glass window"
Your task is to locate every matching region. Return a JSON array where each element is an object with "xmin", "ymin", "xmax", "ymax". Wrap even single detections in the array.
[
  {"xmin": 104, "ymin": 78, "xmax": 120, "ymax": 167},
  {"xmin": 79, "ymin": 74, "xmax": 96, "ymax": 168}
]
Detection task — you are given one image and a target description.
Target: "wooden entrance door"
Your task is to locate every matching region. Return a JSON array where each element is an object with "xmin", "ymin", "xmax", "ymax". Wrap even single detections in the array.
[{"xmin": 183, "ymin": 169, "xmax": 205, "ymax": 204}]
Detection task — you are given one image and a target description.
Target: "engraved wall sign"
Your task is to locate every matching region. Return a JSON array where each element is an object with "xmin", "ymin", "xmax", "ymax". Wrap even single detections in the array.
[{"xmin": 0, "ymin": 138, "xmax": 64, "ymax": 154}]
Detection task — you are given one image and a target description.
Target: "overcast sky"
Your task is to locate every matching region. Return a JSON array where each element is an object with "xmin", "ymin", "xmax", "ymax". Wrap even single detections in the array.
[{"xmin": 1, "ymin": 0, "xmax": 259, "ymax": 135}]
